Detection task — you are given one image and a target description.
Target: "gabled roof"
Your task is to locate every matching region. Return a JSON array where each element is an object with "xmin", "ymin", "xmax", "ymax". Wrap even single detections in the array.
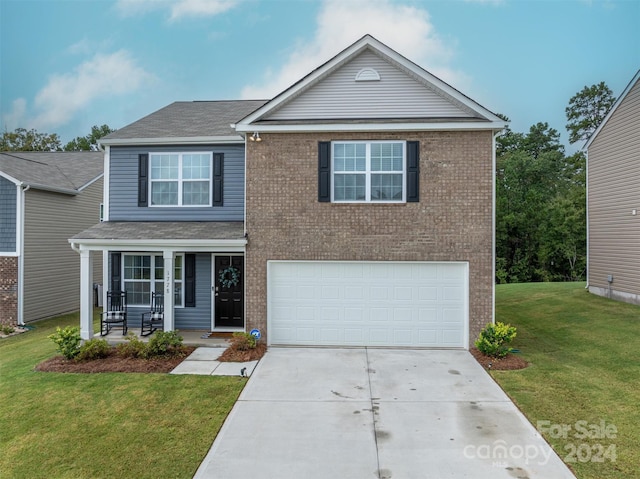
[
  {"xmin": 0, "ymin": 151, "xmax": 103, "ymax": 194},
  {"xmin": 100, "ymin": 100, "xmax": 267, "ymax": 146},
  {"xmin": 236, "ymin": 34, "xmax": 506, "ymax": 133},
  {"xmin": 584, "ymin": 69, "xmax": 640, "ymax": 150}
]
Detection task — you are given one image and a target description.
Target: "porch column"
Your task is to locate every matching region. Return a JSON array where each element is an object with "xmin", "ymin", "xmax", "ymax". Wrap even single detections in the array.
[
  {"xmin": 79, "ymin": 249, "xmax": 94, "ymax": 340},
  {"xmin": 163, "ymin": 251, "xmax": 175, "ymax": 331}
]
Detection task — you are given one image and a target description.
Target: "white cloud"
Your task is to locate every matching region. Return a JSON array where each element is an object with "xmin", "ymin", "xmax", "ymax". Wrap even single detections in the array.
[
  {"xmin": 115, "ymin": 0, "xmax": 239, "ymax": 21},
  {"xmin": 2, "ymin": 98, "xmax": 27, "ymax": 131},
  {"xmin": 27, "ymin": 50, "xmax": 152, "ymax": 130},
  {"xmin": 241, "ymin": 0, "xmax": 468, "ymax": 100}
]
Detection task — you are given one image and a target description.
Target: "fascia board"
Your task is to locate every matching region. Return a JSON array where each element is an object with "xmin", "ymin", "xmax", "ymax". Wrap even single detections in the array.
[
  {"xmin": 237, "ymin": 121, "xmax": 506, "ymax": 133},
  {"xmin": 0, "ymin": 171, "xmax": 21, "ymax": 185},
  {"xmin": 77, "ymin": 173, "xmax": 104, "ymax": 192},
  {"xmin": 69, "ymin": 238, "xmax": 247, "ymax": 252},
  {"xmin": 584, "ymin": 69, "xmax": 640, "ymax": 150},
  {"xmin": 99, "ymin": 136, "xmax": 245, "ymax": 147}
]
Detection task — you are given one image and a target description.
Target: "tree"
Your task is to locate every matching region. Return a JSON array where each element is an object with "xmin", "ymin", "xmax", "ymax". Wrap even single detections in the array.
[
  {"xmin": 1, "ymin": 127, "xmax": 61, "ymax": 151},
  {"xmin": 64, "ymin": 124, "xmax": 115, "ymax": 151},
  {"xmin": 565, "ymin": 82, "xmax": 615, "ymax": 144}
]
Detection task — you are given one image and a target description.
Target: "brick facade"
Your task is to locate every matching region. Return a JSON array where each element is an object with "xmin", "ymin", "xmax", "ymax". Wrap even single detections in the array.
[
  {"xmin": 0, "ymin": 256, "xmax": 18, "ymax": 326},
  {"xmin": 245, "ymin": 130, "xmax": 494, "ymax": 348}
]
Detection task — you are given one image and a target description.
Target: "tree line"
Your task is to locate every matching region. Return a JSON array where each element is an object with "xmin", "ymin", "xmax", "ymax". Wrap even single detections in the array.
[
  {"xmin": 0, "ymin": 124, "xmax": 114, "ymax": 152},
  {"xmin": 1, "ymin": 83, "xmax": 616, "ymax": 284}
]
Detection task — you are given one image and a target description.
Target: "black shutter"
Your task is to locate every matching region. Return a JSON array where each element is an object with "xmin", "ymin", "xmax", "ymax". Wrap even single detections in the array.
[
  {"xmin": 406, "ymin": 141, "xmax": 420, "ymax": 203},
  {"xmin": 138, "ymin": 153, "xmax": 149, "ymax": 207},
  {"xmin": 185, "ymin": 254, "xmax": 196, "ymax": 307},
  {"xmin": 110, "ymin": 252, "xmax": 121, "ymax": 292},
  {"xmin": 318, "ymin": 141, "xmax": 331, "ymax": 202},
  {"xmin": 213, "ymin": 153, "xmax": 224, "ymax": 206}
]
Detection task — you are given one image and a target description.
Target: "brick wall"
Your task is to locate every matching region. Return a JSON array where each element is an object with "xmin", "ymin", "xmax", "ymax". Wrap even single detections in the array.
[
  {"xmin": 245, "ymin": 130, "xmax": 494, "ymax": 348},
  {"xmin": 0, "ymin": 256, "xmax": 18, "ymax": 325}
]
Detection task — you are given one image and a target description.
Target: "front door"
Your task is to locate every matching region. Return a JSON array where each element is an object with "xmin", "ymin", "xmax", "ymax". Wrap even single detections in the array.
[{"xmin": 214, "ymin": 255, "xmax": 244, "ymax": 328}]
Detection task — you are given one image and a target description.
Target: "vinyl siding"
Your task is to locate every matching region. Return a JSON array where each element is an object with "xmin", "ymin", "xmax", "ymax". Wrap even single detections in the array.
[
  {"xmin": 23, "ymin": 179, "xmax": 104, "ymax": 322},
  {"xmin": 588, "ymin": 77, "xmax": 640, "ymax": 301},
  {"xmin": 109, "ymin": 145, "xmax": 245, "ymax": 221},
  {"xmin": 112, "ymin": 253, "xmax": 212, "ymax": 330},
  {"xmin": 267, "ymin": 49, "xmax": 475, "ymax": 121},
  {"xmin": 0, "ymin": 176, "xmax": 17, "ymax": 252}
]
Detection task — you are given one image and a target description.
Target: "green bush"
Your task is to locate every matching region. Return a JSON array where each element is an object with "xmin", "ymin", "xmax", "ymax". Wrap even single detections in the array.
[
  {"xmin": 1, "ymin": 324, "xmax": 15, "ymax": 335},
  {"xmin": 229, "ymin": 332, "xmax": 256, "ymax": 351},
  {"xmin": 48, "ymin": 326, "xmax": 82, "ymax": 360},
  {"xmin": 475, "ymin": 322, "xmax": 517, "ymax": 358},
  {"xmin": 76, "ymin": 338, "xmax": 110, "ymax": 361},
  {"xmin": 145, "ymin": 331, "xmax": 184, "ymax": 358},
  {"xmin": 116, "ymin": 333, "xmax": 147, "ymax": 358}
]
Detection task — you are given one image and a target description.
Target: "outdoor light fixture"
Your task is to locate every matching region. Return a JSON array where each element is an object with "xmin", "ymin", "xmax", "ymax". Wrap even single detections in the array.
[{"xmin": 249, "ymin": 132, "xmax": 262, "ymax": 142}]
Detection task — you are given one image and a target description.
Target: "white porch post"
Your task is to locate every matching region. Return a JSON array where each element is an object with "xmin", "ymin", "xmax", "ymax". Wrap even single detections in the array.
[
  {"xmin": 79, "ymin": 249, "xmax": 94, "ymax": 340},
  {"xmin": 163, "ymin": 250, "xmax": 175, "ymax": 331}
]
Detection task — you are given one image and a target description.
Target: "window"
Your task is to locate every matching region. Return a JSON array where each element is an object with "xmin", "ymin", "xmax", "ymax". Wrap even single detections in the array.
[
  {"xmin": 149, "ymin": 153, "xmax": 212, "ymax": 206},
  {"xmin": 123, "ymin": 254, "xmax": 184, "ymax": 307},
  {"xmin": 332, "ymin": 141, "xmax": 405, "ymax": 202}
]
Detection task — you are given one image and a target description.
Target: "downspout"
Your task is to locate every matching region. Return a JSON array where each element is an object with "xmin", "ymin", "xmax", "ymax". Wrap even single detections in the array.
[
  {"xmin": 17, "ymin": 184, "xmax": 30, "ymax": 325},
  {"xmin": 585, "ymin": 148, "xmax": 589, "ymax": 290},
  {"xmin": 492, "ymin": 130, "xmax": 499, "ymax": 325}
]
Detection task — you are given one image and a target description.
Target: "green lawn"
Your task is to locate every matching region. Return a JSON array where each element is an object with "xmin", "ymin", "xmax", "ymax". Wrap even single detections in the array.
[
  {"xmin": 494, "ymin": 282, "xmax": 639, "ymax": 479},
  {"xmin": 0, "ymin": 312, "xmax": 246, "ymax": 479}
]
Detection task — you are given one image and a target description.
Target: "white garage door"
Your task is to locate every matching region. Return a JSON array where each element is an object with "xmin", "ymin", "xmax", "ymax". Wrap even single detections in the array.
[{"xmin": 267, "ymin": 261, "xmax": 468, "ymax": 348}]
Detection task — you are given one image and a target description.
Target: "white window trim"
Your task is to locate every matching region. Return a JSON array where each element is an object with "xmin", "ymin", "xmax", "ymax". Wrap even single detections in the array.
[
  {"xmin": 331, "ymin": 140, "xmax": 406, "ymax": 203},
  {"xmin": 149, "ymin": 152, "xmax": 213, "ymax": 207},
  {"xmin": 122, "ymin": 253, "xmax": 184, "ymax": 307}
]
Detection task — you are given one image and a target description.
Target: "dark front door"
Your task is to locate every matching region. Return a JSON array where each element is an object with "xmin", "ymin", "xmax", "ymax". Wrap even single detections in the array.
[{"xmin": 214, "ymin": 256, "xmax": 244, "ymax": 328}]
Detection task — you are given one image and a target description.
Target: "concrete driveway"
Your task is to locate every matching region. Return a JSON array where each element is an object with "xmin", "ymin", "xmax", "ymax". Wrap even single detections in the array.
[{"xmin": 194, "ymin": 348, "xmax": 576, "ymax": 479}]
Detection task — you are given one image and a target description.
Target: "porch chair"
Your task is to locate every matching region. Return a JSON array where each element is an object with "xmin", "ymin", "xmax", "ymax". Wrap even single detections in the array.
[
  {"xmin": 141, "ymin": 292, "xmax": 164, "ymax": 336},
  {"xmin": 100, "ymin": 291, "xmax": 128, "ymax": 336}
]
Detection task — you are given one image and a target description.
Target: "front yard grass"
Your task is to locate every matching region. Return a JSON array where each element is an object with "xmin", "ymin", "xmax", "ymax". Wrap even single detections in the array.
[
  {"xmin": 494, "ymin": 282, "xmax": 639, "ymax": 479},
  {"xmin": 0, "ymin": 312, "xmax": 246, "ymax": 479}
]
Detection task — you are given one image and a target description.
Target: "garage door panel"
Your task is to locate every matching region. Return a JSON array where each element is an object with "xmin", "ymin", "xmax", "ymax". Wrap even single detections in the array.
[{"xmin": 268, "ymin": 261, "xmax": 468, "ymax": 348}]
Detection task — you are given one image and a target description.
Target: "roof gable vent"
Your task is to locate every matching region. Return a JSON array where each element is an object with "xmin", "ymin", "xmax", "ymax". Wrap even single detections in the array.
[{"xmin": 355, "ymin": 68, "xmax": 380, "ymax": 82}]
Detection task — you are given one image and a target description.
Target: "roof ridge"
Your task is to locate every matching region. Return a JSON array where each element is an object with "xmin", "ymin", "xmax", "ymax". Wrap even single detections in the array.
[{"xmin": 1, "ymin": 151, "xmax": 50, "ymax": 166}]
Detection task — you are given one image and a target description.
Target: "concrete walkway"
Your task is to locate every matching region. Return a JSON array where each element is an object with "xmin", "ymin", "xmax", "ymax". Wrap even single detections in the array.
[
  {"xmin": 194, "ymin": 348, "xmax": 576, "ymax": 479},
  {"xmin": 170, "ymin": 347, "xmax": 259, "ymax": 377}
]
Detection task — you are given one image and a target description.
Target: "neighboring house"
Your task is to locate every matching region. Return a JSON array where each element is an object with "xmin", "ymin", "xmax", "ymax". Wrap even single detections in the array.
[
  {"xmin": 71, "ymin": 35, "xmax": 505, "ymax": 348},
  {"xmin": 585, "ymin": 69, "xmax": 640, "ymax": 305},
  {"xmin": 0, "ymin": 152, "xmax": 103, "ymax": 325}
]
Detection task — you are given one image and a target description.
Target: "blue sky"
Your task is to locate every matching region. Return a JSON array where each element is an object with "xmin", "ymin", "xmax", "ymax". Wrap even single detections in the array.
[{"xmin": 1, "ymin": 0, "xmax": 638, "ymax": 151}]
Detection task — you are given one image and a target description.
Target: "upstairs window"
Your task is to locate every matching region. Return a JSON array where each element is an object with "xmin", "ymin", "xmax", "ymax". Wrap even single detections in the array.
[
  {"xmin": 332, "ymin": 141, "xmax": 405, "ymax": 202},
  {"xmin": 149, "ymin": 153, "xmax": 212, "ymax": 206}
]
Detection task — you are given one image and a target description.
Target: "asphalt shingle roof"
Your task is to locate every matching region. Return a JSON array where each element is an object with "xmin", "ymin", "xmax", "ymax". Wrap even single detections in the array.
[
  {"xmin": 0, "ymin": 151, "xmax": 103, "ymax": 192},
  {"xmin": 72, "ymin": 221, "xmax": 245, "ymax": 241},
  {"xmin": 103, "ymin": 100, "xmax": 267, "ymax": 141}
]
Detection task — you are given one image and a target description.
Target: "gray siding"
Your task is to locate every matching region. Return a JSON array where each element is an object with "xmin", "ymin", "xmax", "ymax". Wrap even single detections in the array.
[
  {"xmin": 267, "ymin": 49, "xmax": 474, "ymax": 120},
  {"xmin": 588, "ymin": 77, "xmax": 640, "ymax": 301},
  {"xmin": 114, "ymin": 253, "xmax": 212, "ymax": 330},
  {"xmin": 0, "ymin": 176, "xmax": 17, "ymax": 252},
  {"xmin": 109, "ymin": 145, "xmax": 245, "ymax": 221},
  {"xmin": 23, "ymin": 179, "xmax": 103, "ymax": 322}
]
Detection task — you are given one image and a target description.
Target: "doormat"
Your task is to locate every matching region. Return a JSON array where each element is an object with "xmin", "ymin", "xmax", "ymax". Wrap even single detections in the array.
[{"xmin": 206, "ymin": 332, "xmax": 234, "ymax": 339}]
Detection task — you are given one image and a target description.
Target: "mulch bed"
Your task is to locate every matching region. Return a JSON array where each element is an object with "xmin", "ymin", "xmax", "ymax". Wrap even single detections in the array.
[
  {"xmin": 217, "ymin": 343, "xmax": 267, "ymax": 362},
  {"xmin": 470, "ymin": 348, "xmax": 528, "ymax": 370},
  {"xmin": 35, "ymin": 346, "xmax": 196, "ymax": 374}
]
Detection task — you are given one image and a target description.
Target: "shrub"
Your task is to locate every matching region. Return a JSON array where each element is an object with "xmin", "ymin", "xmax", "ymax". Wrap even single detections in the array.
[
  {"xmin": 475, "ymin": 322, "xmax": 517, "ymax": 358},
  {"xmin": 116, "ymin": 333, "xmax": 147, "ymax": 358},
  {"xmin": 76, "ymin": 338, "xmax": 111, "ymax": 361},
  {"xmin": 229, "ymin": 332, "xmax": 256, "ymax": 351},
  {"xmin": 1, "ymin": 325, "xmax": 15, "ymax": 335},
  {"xmin": 145, "ymin": 330, "xmax": 184, "ymax": 358},
  {"xmin": 48, "ymin": 326, "xmax": 82, "ymax": 360}
]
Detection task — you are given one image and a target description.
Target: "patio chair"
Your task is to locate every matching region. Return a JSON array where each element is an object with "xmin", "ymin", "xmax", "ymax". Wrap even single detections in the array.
[
  {"xmin": 141, "ymin": 292, "xmax": 164, "ymax": 336},
  {"xmin": 100, "ymin": 291, "xmax": 128, "ymax": 336}
]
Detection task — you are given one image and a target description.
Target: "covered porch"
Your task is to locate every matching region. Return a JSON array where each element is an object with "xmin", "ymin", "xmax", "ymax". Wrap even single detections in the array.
[{"xmin": 70, "ymin": 221, "xmax": 246, "ymax": 340}]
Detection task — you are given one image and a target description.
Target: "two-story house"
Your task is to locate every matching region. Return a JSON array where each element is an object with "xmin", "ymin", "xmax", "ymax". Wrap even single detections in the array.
[
  {"xmin": 71, "ymin": 35, "xmax": 505, "ymax": 348},
  {"xmin": 1, "ymin": 151, "xmax": 103, "ymax": 326}
]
